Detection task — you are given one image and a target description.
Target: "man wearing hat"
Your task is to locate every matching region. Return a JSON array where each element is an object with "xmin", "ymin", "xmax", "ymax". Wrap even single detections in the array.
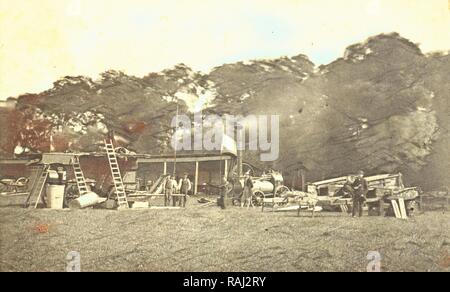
[
  {"xmin": 351, "ymin": 170, "xmax": 368, "ymax": 217},
  {"xmin": 241, "ymin": 171, "xmax": 254, "ymax": 208},
  {"xmin": 177, "ymin": 173, "xmax": 191, "ymax": 207},
  {"xmin": 164, "ymin": 175, "xmax": 177, "ymax": 206}
]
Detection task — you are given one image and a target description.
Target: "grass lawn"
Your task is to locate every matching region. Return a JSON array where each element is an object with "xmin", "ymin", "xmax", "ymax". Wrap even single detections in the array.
[{"xmin": 0, "ymin": 194, "xmax": 449, "ymax": 272}]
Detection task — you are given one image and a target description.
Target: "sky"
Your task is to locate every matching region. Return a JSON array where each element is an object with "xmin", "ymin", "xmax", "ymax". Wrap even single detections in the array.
[{"xmin": 0, "ymin": 0, "xmax": 449, "ymax": 99}]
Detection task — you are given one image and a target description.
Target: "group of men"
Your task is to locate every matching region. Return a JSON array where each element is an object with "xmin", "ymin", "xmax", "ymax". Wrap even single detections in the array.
[
  {"xmin": 164, "ymin": 169, "xmax": 369, "ymax": 216},
  {"xmin": 342, "ymin": 170, "xmax": 369, "ymax": 217},
  {"xmin": 163, "ymin": 171, "xmax": 254, "ymax": 209},
  {"xmin": 163, "ymin": 173, "xmax": 192, "ymax": 207},
  {"xmin": 218, "ymin": 171, "xmax": 254, "ymax": 209}
]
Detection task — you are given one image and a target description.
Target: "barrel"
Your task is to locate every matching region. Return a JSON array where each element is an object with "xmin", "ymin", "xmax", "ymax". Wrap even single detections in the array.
[
  {"xmin": 45, "ymin": 184, "xmax": 65, "ymax": 209},
  {"xmin": 68, "ymin": 192, "xmax": 105, "ymax": 209}
]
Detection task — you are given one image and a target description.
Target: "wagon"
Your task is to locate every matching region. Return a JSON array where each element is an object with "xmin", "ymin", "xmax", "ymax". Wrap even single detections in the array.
[{"xmin": 0, "ymin": 177, "xmax": 29, "ymax": 194}]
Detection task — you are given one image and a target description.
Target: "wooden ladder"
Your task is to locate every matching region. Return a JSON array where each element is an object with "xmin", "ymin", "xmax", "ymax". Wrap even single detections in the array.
[
  {"xmin": 24, "ymin": 165, "xmax": 50, "ymax": 208},
  {"xmin": 104, "ymin": 139, "xmax": 129, "ymax": 209},
  {"xmin": 71, "ymin": 155, "xmax": 88, "ymax": 196}
]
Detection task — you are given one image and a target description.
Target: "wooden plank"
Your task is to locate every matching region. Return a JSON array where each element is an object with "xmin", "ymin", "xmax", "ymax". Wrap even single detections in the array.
[
  {"xmin": 194, "ymin": 161, "xmax": 199, "ymax": 195},
  {"xmin": 24, "ymin": 166, "xmax": 44, "ymax": 207},
  {"xmin": 34, "ymin": 177, "xmax": 47, "ymax": 208},
  {"xmin": 398, "ymin": 198, "xmax": 408, "ymax": 219},
  {"xmin": 197, "ymin": 201, "xmax": 216, "ymax": 208},
  {"xmin": 391, "ymin": 200, "xmax": 401, "ymax": 218},
  {"xmin": 0, "ymin": 159, "xmax": 31, "ymax": 164},
  {"xmin": 147, "ymin": 175, "xmax": 168, "ymax": 194},
  {"xmin": 131, "ymin": 201, "xmax": 149, "ymax": 209}
]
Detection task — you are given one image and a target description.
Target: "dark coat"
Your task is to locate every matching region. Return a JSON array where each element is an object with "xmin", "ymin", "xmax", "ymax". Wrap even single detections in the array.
[
  {"xmin": 244, "ymin": 177, "xmax": 253, "ymax": 189},
  {"xmin": 352, "ymin": 177, "xmax": 368, "ymax": 199}
]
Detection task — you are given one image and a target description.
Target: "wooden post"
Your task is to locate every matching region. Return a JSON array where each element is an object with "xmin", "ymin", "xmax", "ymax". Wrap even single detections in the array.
[
  {"xmin": 300, "ymin": 169, "xmax": 305, "ymax": 192},
  {"xmin": 224, "ymin": 159, "xmax": 228, "ymax": 180},
  {"xmin": 379, "ymin": 199, "xmax": 384, "ymax": 217},
  {"xmin": 194, "ymin": 161, "xmax": 199, "ymax": 195},
  {"xmin": 237, "ymin": 150, "xmax": 243, "ymax": 177},
  {"xmin": 291, "ymin": 172, "xmax": 296, "ymax": 190},
  {"xmin": 163, "ymin": 162, "xmax": 167, "ymax": 175}
]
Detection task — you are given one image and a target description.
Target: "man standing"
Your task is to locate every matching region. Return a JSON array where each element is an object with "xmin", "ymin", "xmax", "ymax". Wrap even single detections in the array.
[
  {"xmin": 241, "ymin": 172, "xmax": 254, "ymax": 208},
  {"xmin": 218, "ymin": 176, "xmax": 231, "ymax": 209},
  {"xmin": 164, "ymin": 175, "xmax": 176, "ymax": 206},
  {"xmin": 178, "ymin": 173, "xmax": 191, "ymax": 207},
  {"xmin": 351, "ymin": 170, "xmax": 368, "ymax": 217}
]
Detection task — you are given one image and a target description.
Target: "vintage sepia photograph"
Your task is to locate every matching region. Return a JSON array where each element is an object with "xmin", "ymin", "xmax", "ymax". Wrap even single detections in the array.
[{"xmin": 0, "ymin": 0, "xmax": 449, "ymax": 275}]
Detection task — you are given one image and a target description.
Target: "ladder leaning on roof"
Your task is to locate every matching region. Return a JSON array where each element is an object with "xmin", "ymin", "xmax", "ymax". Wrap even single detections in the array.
[
  {"xmin": 24, "ymin": 165, "xmax": 50, "ymax": 208},
  {"xmin": 71, "ymin": 155, "xmax": 89, "ymax": 196},
  {"xmin": 104, "ymin": 139, "xmax": 129, "ymax": 209}
]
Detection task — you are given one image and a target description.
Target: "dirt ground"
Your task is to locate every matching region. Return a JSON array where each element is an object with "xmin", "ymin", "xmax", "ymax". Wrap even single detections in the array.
[{"xmin": 0, "ymin": 194, "xmax": 449, "ymax": 272}]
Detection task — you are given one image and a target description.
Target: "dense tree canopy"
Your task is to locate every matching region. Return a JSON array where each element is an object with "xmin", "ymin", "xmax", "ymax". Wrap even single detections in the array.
[{"xmin": 1, "ymin": 33, "xmax": 448, "ymax": 190}]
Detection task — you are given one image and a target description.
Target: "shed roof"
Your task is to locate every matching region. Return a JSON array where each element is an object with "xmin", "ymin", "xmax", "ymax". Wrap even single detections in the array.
[
  {"xmin": 27, "ymin": 151, "xmax": 235, "ymax": 165},
  {"xmin": 309, "ymin": 173, "xmax": 401, "ymax": 186}
]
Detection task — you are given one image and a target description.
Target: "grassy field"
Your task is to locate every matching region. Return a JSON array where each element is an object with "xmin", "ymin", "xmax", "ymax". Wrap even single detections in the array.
[{"xmin": 0, "ymin": 195, "xmax": 449, "ymax": 272}]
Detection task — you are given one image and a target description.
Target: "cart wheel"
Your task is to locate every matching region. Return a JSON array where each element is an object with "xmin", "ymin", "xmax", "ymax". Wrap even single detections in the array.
[
  {"xmin": 251, "ymin": 191, "xmax": 265, "ymax": 206},
  {"xmin": 242, "ymin": 163, "xmax": 255, "ymax": 176}
]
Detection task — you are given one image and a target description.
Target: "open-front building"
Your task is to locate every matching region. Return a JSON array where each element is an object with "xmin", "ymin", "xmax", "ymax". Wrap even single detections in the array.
[{"xmin": 1, "ymin": 151, "xmax": 237, "ymax": 197}]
